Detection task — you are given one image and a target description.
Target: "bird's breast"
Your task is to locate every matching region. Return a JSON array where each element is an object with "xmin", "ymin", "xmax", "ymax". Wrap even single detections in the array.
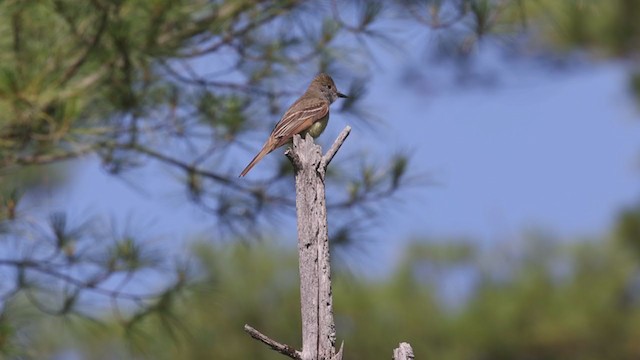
[{"xmin": 303, "ymin": 114, "xmax": 329, "ymax": 138}]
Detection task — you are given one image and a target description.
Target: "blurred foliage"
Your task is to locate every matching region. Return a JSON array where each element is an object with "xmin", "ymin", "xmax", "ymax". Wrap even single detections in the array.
[
  {"xmin": 1, "ymin": 0, "xmax": 640, "ymax": 357},
  {"xmin": 0, "ymin": 0, "xmax": 420, "ymax": 342},
  {"xmin": 508, "ymin": 0, "xmax": 640, "ymax": 102},
  {"xmin": 4, "ymin": 230, "xmax": 639, "ymax": 359},
  {"xmin": 515, "ymin": 0, "xmax": 640, "ymax": 57},
  {"xmin": 0, "ymin": 0, "xmax": 416, "ymax": 239}
]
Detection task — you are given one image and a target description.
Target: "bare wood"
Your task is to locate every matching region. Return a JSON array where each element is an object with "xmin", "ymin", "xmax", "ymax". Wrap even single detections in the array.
[
  {"xmin": 243, "ymin": 324, "xmax": 302, "ymax": 359},
  {"xmin": 316, "ymin": 153, "xmax": 337, "ymax": 359},
  {"xmin": 331, "ymin": 342, "xmax": 344, "ymax": 360},
  {"xmin": 286, "ymin": 132, "xmax": 341, "ymax": 360},
  {"xmin": 288, "ymin": 133, "xmax": 322, "ymax": 359},
  {"xmin": 246, "ymin": 127, "xmax": 413, "ymax": 359},
  {"xmin": 317, "ymin": 127, "xmax": 349, "ymax": 360},
  {"xmin": 393, "ymin": 342, "xmax": 415, "ymax": 360},
  {"xmin": 321, "ymin": 126, "xmax": 351, "ymax": 172}
]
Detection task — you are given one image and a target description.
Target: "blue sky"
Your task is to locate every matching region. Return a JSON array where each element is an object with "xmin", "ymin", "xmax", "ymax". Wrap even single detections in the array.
[
  {"xmin": 36, "ymin": 40, "xmax": 640, "ymax": 276},
  {"xmin": 367, "ymin": 59, "xmax": 640, "ymax": 269},
  {"xmin": 374, "ymin": 60, "xmax": 640, "ymax": 239}
]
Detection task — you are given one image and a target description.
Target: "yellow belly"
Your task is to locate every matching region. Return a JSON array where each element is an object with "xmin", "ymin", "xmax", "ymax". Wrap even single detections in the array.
[{"xmin": 301, "ymin": 114, "xmax": 329, "ymax": 138}]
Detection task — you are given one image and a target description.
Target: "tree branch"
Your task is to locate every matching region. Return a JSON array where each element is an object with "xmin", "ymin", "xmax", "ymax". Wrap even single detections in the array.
[
  {"xmin": 1, "ymin": 145, "xmax": 98, "ymax": 169},
  {"xmin": 245, "ymin": 131, "xmax": 347, "ymax": 359},
  {"xmin": 393, "ymin": 342, "xmax": 415, "ymax": 360},
  {"xmin": 243, "ymin": 324, "xmax": 302, "ymax": 359},
  {"xmin": 291, "ymin": 133, "xmax": 339, "ymax": 360},
  {"xmin": 322, "ymin": 126, "xmax": 351, "ymax": 171}
]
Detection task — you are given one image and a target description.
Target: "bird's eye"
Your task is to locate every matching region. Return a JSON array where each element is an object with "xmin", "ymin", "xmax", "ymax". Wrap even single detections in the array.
[{"xmin": 328, "ymin": 85, "xmax": 332, "ymax": 89}]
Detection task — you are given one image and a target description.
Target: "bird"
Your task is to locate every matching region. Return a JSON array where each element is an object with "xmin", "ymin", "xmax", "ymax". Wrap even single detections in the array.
[{"xmin": 239, "ymin": 73, "xmax": 348, "ymax": 177}]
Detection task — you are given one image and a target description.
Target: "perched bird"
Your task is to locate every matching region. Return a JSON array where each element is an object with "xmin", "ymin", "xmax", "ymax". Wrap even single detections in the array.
[{"xmin": 239, "ymin": 73, "xmax": 348, "ymax": 177}]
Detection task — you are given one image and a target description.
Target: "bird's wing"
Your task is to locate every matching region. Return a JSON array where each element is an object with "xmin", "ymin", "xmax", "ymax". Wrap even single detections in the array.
[{"xmin": 271, "ymin": 99, "xmax": 329, "ymax": 147}]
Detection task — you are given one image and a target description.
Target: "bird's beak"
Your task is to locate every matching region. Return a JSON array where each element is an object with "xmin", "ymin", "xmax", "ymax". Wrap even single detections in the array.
[{"xmin": 337, "ymin": 92, "xmax": 348, "ymax": 98}]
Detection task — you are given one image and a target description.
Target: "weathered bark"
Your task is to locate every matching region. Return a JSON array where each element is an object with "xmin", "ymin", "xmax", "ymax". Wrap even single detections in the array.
[
  {"xmin": 393, "ymin": 342, "xmax": 415, "ymax": 360},
  {"xmin": 244, "ymin": 324, "xmax": 302, "ymax": 359},
  {"xmin": 244, "ymin": 126, "xmax": 412, "ymax": 359},
  {"xmin": 286, "ymin": 128, "xmax": 350, "ymax": 360}
]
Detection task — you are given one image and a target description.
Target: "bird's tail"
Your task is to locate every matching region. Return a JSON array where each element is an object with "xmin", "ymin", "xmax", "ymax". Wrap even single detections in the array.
[{"xmin": 239, "ymin": 141, "xmax": 274, "ymax": 177}]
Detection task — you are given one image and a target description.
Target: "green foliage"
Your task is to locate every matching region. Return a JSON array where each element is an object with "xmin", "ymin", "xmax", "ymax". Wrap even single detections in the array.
[
  {"xmin": 511, "ymin": 0, "xmax": 640, "ymax": 57},
  {"xmin": 631, "ymin": 71, "xmax": 640, "ymax": 105},
  {"xmin": 2, "ymin": 0, "xmax": 640, "ymax": 357},
  {"xmin": 0, "ymin": 1, "xmax": 421, "ymax": 345},
  {"xmin": 615, "ymin": 204, "xmax": 640, "ymax": 262},
  {"xmin": 9, "ymin": 234, "xmax": 640, "ymax": 359},
  {"xmin": 0, "ymin": 0, "xmax": 415, "ymax": 241}
]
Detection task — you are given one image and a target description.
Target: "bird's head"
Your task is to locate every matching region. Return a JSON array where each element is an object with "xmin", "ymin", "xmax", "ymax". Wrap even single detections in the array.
[{"xmin": 310, "ymin": 73, "xmax": 348, "ymax": 103}]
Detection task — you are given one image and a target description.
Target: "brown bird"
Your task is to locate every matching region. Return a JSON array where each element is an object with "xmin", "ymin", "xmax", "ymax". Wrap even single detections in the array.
[{"xmin": 239, "ymin": 73, "xmax": 348, "ymax": 177}]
